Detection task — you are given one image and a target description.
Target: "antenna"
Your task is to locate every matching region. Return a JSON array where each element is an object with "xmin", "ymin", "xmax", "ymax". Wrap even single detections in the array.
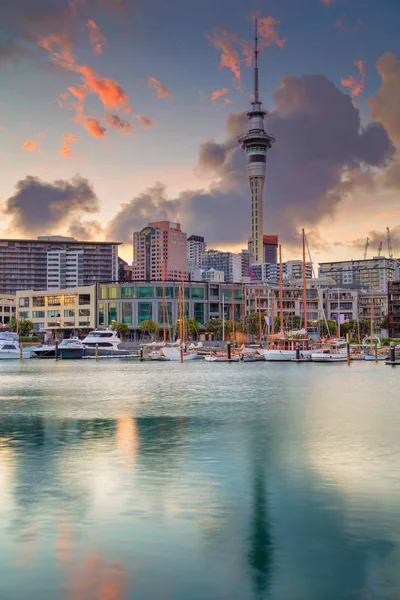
[{"xmin": 254, "ymin": 17, "xmax": 259, "ymax": 104}]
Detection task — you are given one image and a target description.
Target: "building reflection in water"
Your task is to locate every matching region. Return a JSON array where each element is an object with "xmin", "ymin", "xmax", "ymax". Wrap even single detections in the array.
[
  {"xmin": 63, "ymin": 550, "xmax": 127, "ymax": 600},
  {"xmin": 115, "ymin": 417, "xmax": 139, "ymax": 471}
]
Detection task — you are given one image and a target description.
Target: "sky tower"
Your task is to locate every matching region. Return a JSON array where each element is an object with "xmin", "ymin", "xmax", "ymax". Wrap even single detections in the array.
[{"xmin": 239, "ymin": 18, "xmax": 275, "ymax": 264}]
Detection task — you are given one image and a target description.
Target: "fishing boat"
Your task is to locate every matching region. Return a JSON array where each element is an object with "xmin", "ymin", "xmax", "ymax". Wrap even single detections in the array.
[
  {"xmin": 311, "ymin": 343, "xmax": 347, "ymax": 363},
  {"xmin": 0, "ymin": 332, "xmax": 33, "ymax": 359}
]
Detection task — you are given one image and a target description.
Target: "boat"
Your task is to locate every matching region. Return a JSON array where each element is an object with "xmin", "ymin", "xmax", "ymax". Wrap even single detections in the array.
[
  {"xmin": 152, "ymin": 347, "xmax": 197, "ymax": 361},
  {"xmin": 81, "ymin": 329, "xmax": 132, "ymax": 356},
  {"xmin": 311, "ymin": 343, "xmax": 348, "ymax": 363},
  {"xmin": 0, "ymin": 332, "xmax": 33, "ymax": 360},
  {"xmin": 364, "ymin": 353, "xmax": 387, "ymax": 362},
  {"xmin": 205, "ymin": 354, "xmax": 240, "ymax": 363},
  {"xmin": 262, "ymin": 336, "xmax": 313, "ymax": 362},
  {"xmin": 59, "ymin": 337, "xmax": 85, "ymax": 359},
  {"xmin": 239, "ymin": 353, "xmax": 257, "ymax": 362},
  {"xmin": 32, "ymin": 343, "xmax": 57, "ymax": 358}
]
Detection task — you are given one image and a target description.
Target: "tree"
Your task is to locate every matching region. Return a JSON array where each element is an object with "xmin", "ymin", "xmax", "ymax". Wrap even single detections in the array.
[
  {"xmin": 380, "ymin": 314, "xmax": 389, "ymax": 330},
  {"xmin": 317, "ymin": 319, "xmax": 337, "ymax": 336},
  {"xmin": 111, "ymin": 321, "xmax": 130, "ymax": 340},
  {"xmin": 10, "ymin": 317, "xmax": 34, "ymax": 336},
  {"xmin": 205, "ymin": 318, "xmax": 235, "ymax": 340},
  {"xmin": 274, "ymin": 314, "xmax": 303, "ymax": 332},
  {"xmin": 243, "ymin": 312, "xmax": 262, "ymax": 335},
  {"xmin": 173, "ymin": 318, "xmax": 200, "ymax": 339},
  {"xmin": 139, "ymin": 320, "xmax": 160, "ymax": 340}
]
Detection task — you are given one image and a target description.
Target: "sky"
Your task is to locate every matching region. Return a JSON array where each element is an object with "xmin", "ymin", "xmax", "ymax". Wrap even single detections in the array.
[{"xmin": 1, "ymin": 0, "xmax": 400, "ymax": 264}]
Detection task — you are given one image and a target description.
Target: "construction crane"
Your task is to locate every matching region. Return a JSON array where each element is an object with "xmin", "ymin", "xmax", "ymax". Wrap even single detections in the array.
[
  {"xmin": 378, "ymin": 241, "xmax": 383, "ymax": 257},
  {"xmin": 363, "ymin": 237, "xmax": 370, "ymax": 260},
  {"xmin": 387, "ymin": 227, "xmax": 393, "ymax": 259}
]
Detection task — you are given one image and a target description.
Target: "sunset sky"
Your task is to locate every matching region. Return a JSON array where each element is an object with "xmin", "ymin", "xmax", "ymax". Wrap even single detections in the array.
[{"xmin": 1, "ymin": 0, "xmax": 400, "ymax": 264}]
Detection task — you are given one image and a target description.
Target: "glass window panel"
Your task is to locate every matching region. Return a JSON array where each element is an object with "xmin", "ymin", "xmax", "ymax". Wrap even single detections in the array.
[
  {"xmin": 79, "ymin": 309, "xmax": 90, "ymax": 317},
  {"xmin": 138, "ymin": 302, "xmax": 153, "ymax": 323},
  {"xmin": 191, "ymin": 287, "xmax": 205, "ymax": 299},
  {"xmin": 64, "ymin": 310, "xmax": 75, "ymax": 317},
  {"xmin": 108, "ymin": 287, "xmax": 120, "ymax": 299},
  {"xmin": 98, "ymin": 302, "xmax": 104, "ymax": 326},
  {"xmin": 32, "ymin": 311, "xmax": 45, "ymax": 318},
  {"xmin": 137, "ymin": 287, "xmax": 153, "ymax": 298},
  {"xmin": 100, "ymin": 287, "xmax": 108, "ymax": 299},
  {"xmin": 234, "ymin": 289, "xmax": 242, "ymax": 300},
  {"xmin": 64, "ymin": 295, "xmax": 76, "ymax": 305},
  {"xmin": 19, "ymin": 297, "xmax": 29, "ymax": 308},
  {"xmin": 121, "ymin": 287, "xmax": 135, "ymax": 298},
  {"xmin": 48, "ymin": 296, "xmax": 61, "ymax": 306},
  {"xmin": 122, "ymin": 302, "xmax": 132, "ymax": 325},
  {"xmin": 156, "ymin": 287, "xmax": 174, "ymax": 298},
  {"xmin": 47, "ymin": 310, "xmax": 61, "ymax": 318},
  {"xmin": 193, "ymin": 303, "xmax": 204, "ymax": 324},
  {"xmin": 33, "ymin": 297, "xmax": 45, "ymax": 307},
  {"xmin": 158, "ymin": 302, "xmax": 172, "ymax": 325},
  {"xmin": 19, "ymin": 311, "xmax": 30, "ymax": 318},
  {"xmin": 108, "ymin": 302, "xmax": 117, "ymax": 324}
]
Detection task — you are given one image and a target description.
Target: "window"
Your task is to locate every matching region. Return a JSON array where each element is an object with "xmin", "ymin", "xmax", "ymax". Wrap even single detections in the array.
[
  {"xmin": 122, "ymin": 302, "xmax": 132, "ymax": 326},
  {"xmin": 137, "ymin": 287, "xmax": 153, "ymax": 298},
  {"xmin": 100, "ymin": 287, "xmax": 108, "ymax": 300},
  {"xmin": 108, "ymin": 303, "xmax": 117, "ymax": 324},
  {"xmin": 48, "ymin": 310, "xmax": 61, "ymax": 318},
  {"xmin": 158, "ymin": 302, "xmax": 172, "ymax": 325},
  {"xmin": 108, "ymin": 287, "xmax": 120, "ymax": 299},
  {"xmin": 194, "ymin": 303, "xmax": 204, "ymax": 324},
  {"xmin": 79, "ymin": 294, "xmax": 91, "ymax": 305},
  {"xmin": 64, "ymin": 310, "xmax": 75, "ymax": 317},
  {"xmin": 79, "ymin": 309, "xmax": 90, "ymax": 317},
  {"xmin": 19, "ymin": 297, "xmax": 29, "ymax": 308},
  {"xmin": 64, "ymin": 295, "xmax": 76, "ymax": 305},
  {"xmin": 33, "ymin": 311, "xmax": 45, "ymax": 318},
  {"xmin": 33, "ymin": 297, "xmax": 45, "ymax": 307},
  {"xmin": 48, "ymin": 296, "xmax": 61, "ymax": 306},
  {"xmin": 121, "ymin": 287, "xmax": 135, "ymax": 298},
  {"xmin": 138, "ymin": 302, "xmax": 153, "ymax": 323},
  {"xmin": 79, "ymin": 322, "xmax": 89, "ymax": 327},
  {"xmin": 210, "ymin": 303, "xmax": 219, "ymax": 313},
  {"xmin": 98, "ymin": 302, "xmax": 104, "ymax": 326},
  {"xmin": 156, "ymin": 286, "xmax": 174, "ymax": 298},
  {"xmin": 191, "ymin": 287, "xmax": 205, "ymax": 299},
  {"xmin": 19, "ymin": 311, "xmax": 29, "ymax": 318},
  {"xmin": 33, "ymin": 323, "xmax": 44, "ymax": 332}
]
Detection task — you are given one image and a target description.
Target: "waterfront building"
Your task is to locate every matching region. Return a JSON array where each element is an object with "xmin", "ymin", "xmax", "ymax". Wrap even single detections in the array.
[
  {"xmin": 187, "ymin": 235, "xmax": 206, "ymax": 273},
  {"xmin": 201, "ymin": 268, "xmax": 225, "ymax": 282},
  {"xmin": 238, "ymin": 20, "xmax": 275, "ymax": 263},
  {"xmin": 0, "ymin": 294, "xmax": 16, "ymax": 326},
  {"xmin": 388, "ymin": 281, "xmax": 400, "ymax": 338},
  {"xmin": 201, "ymin": 250, "xmax": 242, "ymax": 282},
  {"xmin": 263, "ymin": 235, "xmax": 278, "ymax": 264},
  {"xmin": 251, "ymin": 261, "xmax": 312, "ymax": 282},
  {"xmin": 15, "ymin": 286, "xmax": 96, "ymax": 334},
  {"xmin": 318, "ymin": 257, "xmax": 395, "ymax": 292},
  {"xmin": 358, "ymin": 290, "xmax": 388, "ymax": 335},
  {"xmin": 0, "ymin": 236, "xmax": 120, "ymax": 294},
  {"xmin": 132, "ymin": 221, "xmax": 189, "ymax": 281},
  {"xmin": 323, "ymin": 288, "xmax": 360, "ymax": 323},
  {"xmin": 245, "ymin": 283, "xmax": 320, "ymax": 325},
  {"xmin": 97, "ymin": 281, "xmax": 242, "ymax": 331}
]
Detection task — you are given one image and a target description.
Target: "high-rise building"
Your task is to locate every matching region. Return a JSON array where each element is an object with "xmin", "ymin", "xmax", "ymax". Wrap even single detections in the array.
[
  {"xmin": 132, "ymin": 221, "xmax": 189, "ymax": 281},
  {"xmin": 263, "ymin": 235, "xmax": 278, "ymax": 264},
  {"xmin": 240, "ymin": 249, "xmax": 252, "ymax": 279},
  {"xmin": 238, "ymin": 19, "xmax": 275, "ymax": 264},
  {"xmin": 388, "ymin": 281, "xmax": 400, "ymax": 338},
  {"xmin": 318, "ymin": 257, "xmax": 395, "ymax": 292},
  {"xmin": 201, "ymin": 250, "xmax": 242, "ymax": 282},
  {"xmin": 251, "ymin": 260, "xmax": 313, "ymax": 282},
  {"xmin": 0, "ymin": 236, "xmax": 120, "ymax": 294},
  {"xmin": 187, "ymin": 235, "xmax": 206, "ymax": 268}
]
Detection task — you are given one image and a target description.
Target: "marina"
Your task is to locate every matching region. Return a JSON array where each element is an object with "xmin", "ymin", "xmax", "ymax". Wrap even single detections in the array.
[{"xmin": 1, "ymin": 359, "xmax": 400, "ymax": 599}]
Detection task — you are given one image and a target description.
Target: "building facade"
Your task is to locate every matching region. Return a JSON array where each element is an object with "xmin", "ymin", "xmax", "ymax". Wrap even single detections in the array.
[
  {"xmin": 358, "ymin": 291, "xmax": 388, "ymax": 335},
  {"xmin": 245, "ymin": 283, "xmax": 320, "ymax": 326},
  {"xmin": 251, "ymin": 261, "xmax": 313, "ymax": 282},
  {"xmin": 97, "ymin": 281, "xmax": 243, "ymax": 330},
  {"xmin": 132, "ymin": 221, "xmax": 189, "ymax": 281},
  {"xmin": 201, "ymin": 250, "xmax": 242, "ymax": 283},
  {"xmin": 201, "ymin": 268, "xmax": 225, "ymax": 282},
  {"xmin": 318, "ymin": 257, "xmax": 395, "ymax": 292},
  {"xmin": 0, "ymin": 236, "xmax": 119, "ymax": 294},
  {"xmin": 187, "ymin": 235, "xmax": 206, "ymax": 272},
  {"xmin": 263, "ymin": 235, "xmax": 278, "ymax": 264},
  {"xmin": 388, "ymin": 281, "xmax": 400, "ymax": 338},
  {"xmin": 15, "ymin": 286, "xmax": 96, "ymax": 333},
  {"xmin": 0, "ymin": 294, "xmax": 16, "ymax": 327},
  {"xmin": 323, "ymin": 289, "xmax": 360, "ymax": 323}
]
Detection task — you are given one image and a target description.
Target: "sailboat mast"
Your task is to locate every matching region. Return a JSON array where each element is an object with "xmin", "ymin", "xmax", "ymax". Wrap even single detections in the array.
[
  {"xmin": 231, "ymin": 278, "xmax": 235, "ymax": 343},
  {"xmin": 162, "ymin": 258, "xmax": 166, "ymax": 343},
  {"xmin": 242, "ymin": 282, "xmax": 245, "ymax": 340},
  {"xmin": 279, "ymin": 244, "xmax": 284, "ymax": 334},
  {"xmin": 181, "ymin": 272, "xmax": 185, "ymax": 345},
  {"xmin": 222, "ymin": 293, "xmax": 225, "ymax": 342},
  {"xmin": 271, "ymin": 290, "xmax": 275, "ymax": 335},
  {"xmin": 258, "ymin": 282, "xmax": 262, "ymax": 342},
  {"xmin": 302, "ymin": 229, "xmax": 307, "ymax": 333},
  {"xmin": 370, "ymin": 279, "xmax": 374, "ymax": 352}
]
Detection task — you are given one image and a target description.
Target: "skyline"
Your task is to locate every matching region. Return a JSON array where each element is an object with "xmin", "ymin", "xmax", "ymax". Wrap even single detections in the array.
[{"xmin": 1, "ymin": 0, "xmax": 400, "ymax": 264}]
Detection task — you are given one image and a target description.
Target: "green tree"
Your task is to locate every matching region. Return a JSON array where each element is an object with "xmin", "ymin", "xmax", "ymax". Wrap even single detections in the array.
[
  {"xmin": 173, "ymin": 318, "xmax": 200, "ymax": 339},
  {"xmin": 111, "ymin": 321, "xmax": 130, "ymax": 339},
  {"xmin": 139, "ymin": 320, "xmax": 160, "ymax": 340},
  {"xmin": 317, "ymin": 319, "xmax": 337, "ymax": 336},
  {"xmin": 380, "ymin": 314, "xmax": 389, "ymax": 330},
  {"xmin": 243, "ymin": 312, "xmax": 262, "ymax": 335},
  {"xmin": 10, "ymin": 317, "xmax": 34, "ymax": 336}
]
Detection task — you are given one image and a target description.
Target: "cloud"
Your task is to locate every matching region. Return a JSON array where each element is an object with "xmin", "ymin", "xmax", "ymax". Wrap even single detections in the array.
[
  {"xmin": 0, "ymin": 39, "xmax": 35, "ymax": 66},
  {"xmin": 60, "ymin": 133, "xmax": 78, "ymax": 157},
  {"xmin": 224, "ymin": 98, "xmax": 232, "ymax": 105},
  {"xmin": 22, "ymin": 140, "xmax": 38, "ymax": 152},
  {"xmin": 37, "ymin": 131, "xmax": 45, "ymax": 138},
  {"xmin": 108, "ymin": 74, "xmax": 394, "ymax": 248},
  {"xmin": 368, "ymin": 53, "xmax": 400, "ymax": 143},
  {"xmin": 68, "ymin": 220, "xmax": 104, "ymax": 239},
  {"xmin": 77, "ymin": 65, "xmax": 131, "ymax": 111},
  {"xmin": 80, "ymin": 115, "xmax": 107, "ymax": 138},
  {"xmin": 4, "ymin": 174, "xmax": 100, "ymax": 236},
  {"xmin": 341, "ymin": 60, "xmax": 366, "ymax": 96},
  {"xmin": 105, "ymin": 113, "xmax": 133, "ymax": 134},
  {"xmin": 136, "ymin": 115, "xmax": 157, "ymax": 130},
  {"xmin": 352, "ymin": 226, "xmax": 399, "ymax": 256},
  {"xmin": 206, "ymin": 17, "xmax": 284, "ymax": 88},
  {"xmin": 320, "ymin": 0, "xmax": 335, "ymax": 6},
  {"xmin": 87, "ymin": 19, "xmax": 106, "ymax": 54},
  {"xmin": 211, "ymin": 88, "xmax": 229, "ymax": 102},
  {"xmin": 147, "ymin": 76, "xmax": 174, "ymax": 100}
]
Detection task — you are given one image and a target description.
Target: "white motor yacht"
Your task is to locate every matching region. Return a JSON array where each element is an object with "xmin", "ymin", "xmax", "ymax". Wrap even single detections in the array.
[
  {"xmin": 311, "ymin": 343, "xmax": 348, "ymax": 363},
  {"xmin": 0, "ymin": 332, "xmax": 33, "ymax": 360},
  {"xmin": 82, "ymin": 329, "xmax": 132, "ymax": 356}
]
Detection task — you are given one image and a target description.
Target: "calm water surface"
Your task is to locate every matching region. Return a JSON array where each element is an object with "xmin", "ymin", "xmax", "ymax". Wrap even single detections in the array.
[{"xmin": 0, "ymin": 360, "xmax": 399, "ymax": 600}]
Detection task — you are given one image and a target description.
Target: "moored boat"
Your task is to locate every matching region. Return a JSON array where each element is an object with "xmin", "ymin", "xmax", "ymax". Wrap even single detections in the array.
[
  {"xmin": 311, "ymin": 344, "xmax": 347, "ymax": 363},
  {"xmin": 82, "ymin": 329, "xmax": 132, "ymax": 356},
  {"xmin": 0, "ymin": 332, "xmax": 33, "ymax": 360}
]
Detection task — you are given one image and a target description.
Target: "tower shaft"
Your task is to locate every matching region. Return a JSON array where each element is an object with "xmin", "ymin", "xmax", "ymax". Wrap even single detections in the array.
[{"xmin": 238, "ymin": 18, "xmax": 275, "ymax": 265}]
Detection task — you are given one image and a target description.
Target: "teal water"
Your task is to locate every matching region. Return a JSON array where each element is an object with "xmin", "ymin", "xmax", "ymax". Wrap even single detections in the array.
[{"xmin": 0, "ymin": 360, "xmax": 399, "ymax": 600}]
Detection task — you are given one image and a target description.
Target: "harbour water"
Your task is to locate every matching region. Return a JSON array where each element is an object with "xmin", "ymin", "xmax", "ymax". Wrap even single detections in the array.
[{"xmin": 0, "ymin": 360, "xmax": 399, "ymax": 600}]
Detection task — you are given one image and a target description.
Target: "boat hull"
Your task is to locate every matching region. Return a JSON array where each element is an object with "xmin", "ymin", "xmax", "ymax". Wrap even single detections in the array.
[
  {"xmin": 0, "ymin": 350, "xmax": 32, "ymax": 360},
  {"xmin": 32, "ymin": 348, "xmax": 56, "ymax": 358},
  {"xmin": 83, "ymin": 347, "xmax": 132, "ymax": 357},
  {"xmin": 263, "ymin": 349, "xmax": 312, "ymax": 362},
  {"xmin": 59, "ymin": 348, "xmax": 84, "ymax": 360},
  {"xmin": 311, "ymin": 354, "xmax": 347, "ymax": 363}
]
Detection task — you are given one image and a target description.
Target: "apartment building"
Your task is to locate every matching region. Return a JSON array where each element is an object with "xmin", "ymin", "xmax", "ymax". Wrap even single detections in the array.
[
  {"xmin": 0, "ymin": 294, "xmax": 16, "ymax": 326},
  {"xmin": 201, "ymin": 250, "xmax": 242, "ymax": 283},
  {"xmin": 319, "ymin": 257, "xmax": 395, "ymax": 292},
  {"xmin": 388, "ymin": 281, "xmax": 400, "ymax": 338}
]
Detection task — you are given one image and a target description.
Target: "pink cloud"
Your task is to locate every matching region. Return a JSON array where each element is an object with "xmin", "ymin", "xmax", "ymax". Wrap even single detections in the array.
[
  {"xmin": 105, "ymin": 113, "xmax": 133, "ymax": 134},
  {"xmin": 211, "ymin": 88, "xmax": 229, "ymax": 102},
  {"xmin": 224, "ymin": 98, "xmax": 232, "ymax": 104},
  {"xmin": 87, "ymin": 19, "xmax": 106, "ymax": 54},
  {"xmin": 147, "ymin": 76, "xmax": 174, "ymax": 100},
  {"xmin": 22, "ymin": 140, "xmax": 38, "ymax": 152},
  {"xmin": 136, "ymin": 115, "xmax": 157, "ymax": 130},
  {"xmin": 341, "ymin": 60, "xmax": 366, "ymax": 96},
  {"xmin": 60, "ymin": 133, "xmax": 78, "ymax": 157}
]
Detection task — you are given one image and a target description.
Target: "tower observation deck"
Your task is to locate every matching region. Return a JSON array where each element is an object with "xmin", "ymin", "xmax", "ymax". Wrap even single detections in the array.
[{"xmin": 238, "ymin": 18, "xmax": 275, "ymax": 264}]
